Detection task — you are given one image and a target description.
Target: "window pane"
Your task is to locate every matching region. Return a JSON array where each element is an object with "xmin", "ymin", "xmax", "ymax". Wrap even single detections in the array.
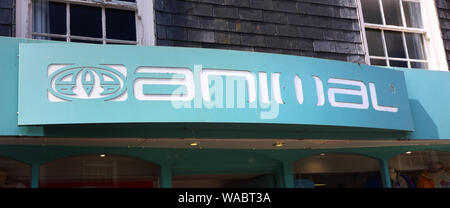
[
  {"xmin": 50, "ymin": 37, "xmax": 66, "ymax": 42},
  {"xmin": 385, "ymin": 31, "xmax": 406, "ymax": 58},
  {"xmin": 106, "ymin": 42, "xmax": 135, "ymax": 45},
  {"xmin": 71, "ymin": 39, "xmax": 102, "ymax": 44},
  {"xmin": 382, "ymin": 0, "xmax": 403, "ymax": 26},
  {"xmin": 106, "ymin": 8, "xmax": 136, "ymax": 41},
  {"xmin": 32, "ymin": 35, "xmax": 50, "ymax": 40},
  {"xmin": 405, "ymin": 33, "xmax": 425, "ymax": 60},
  {"xmin": 361, "ymin": 0, "xmax": 383, "ymax": 24},
  {"xmin": 293, "ymin": 153, "xmax": 382, "ymax": 188},
  {"xmin": 114, "ymin": 0, "xmax": 136, "ymax": 2},
  {"xmin": 410, "ymin": 62, "xmax": 427, "ymax": 69},
  {"xmin": 389, "ymin": 60, "xmax": 408, "ymax": 67},
  {"xmin": 33, "ymin": 36, "xmax": 66, "ymax": 42},
  {"xmin": 70, "ymin": 4, "xmax": 102, "ymax": 38},
  {"xmin": 371, "ymin": 59, "xmax": 387, "ymax": 66},
  {"xmin": 403, "ymin": 1, "xmax": 423, "ymax": 28},
  {"xmin": 32, "ymin": 0, "xmax": 66, "ymax": 35},
  {"xmin": 39, "ymin": 155, "xmax": 160, "ymax": 188},
  {"xmin": 0, "ymin": 157, "xmax": 31, "ymax": 188},
  {"xmin": 388, "ymin": 150, "xmax": 450, "ymax": 188},
  {"xmin": 366, "ymin": 29, "xmax": 385, "ymax": 56},
  {"xmin": 33, "ymin": 35, "xmax": 67, "ymax": 42},
  {"xmin": 48, "ymin": 2, "xmax": 66, "ymax": 35}
]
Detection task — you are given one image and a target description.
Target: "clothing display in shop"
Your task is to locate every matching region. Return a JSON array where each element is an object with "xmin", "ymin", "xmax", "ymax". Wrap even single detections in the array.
[
  {"xmin": 389, "ymin": 168, "xmax": 415, "ymax": 188},
  {"xmin": 417, "ymin": 163, "xmax": 450, "ymax": 188}
]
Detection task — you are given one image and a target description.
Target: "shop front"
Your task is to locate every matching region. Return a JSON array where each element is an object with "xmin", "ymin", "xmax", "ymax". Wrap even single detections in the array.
[{"xmin": 0, "ymin": 37, "xmax": 449, "ymax": 188}]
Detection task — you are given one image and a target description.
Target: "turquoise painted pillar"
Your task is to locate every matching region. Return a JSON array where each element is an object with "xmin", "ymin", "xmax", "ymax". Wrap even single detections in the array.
[
  {"xmin": 282, "ymin": 161, "xmax": 294, "ymax": 188},
  {"xmin": 275, "ymin": 161, "xmax": 294, "ymax": 188},
  {"xmin": 380, "ymin": 159, "xmax": 392, "ymax": 188},
  {"xmin": 160, "ymin": 164, "xmax": 172, "ymax": 188},
  {"xmin": 31, "ymin": 163, "xmax": 39, "ymax": 188},
  {"xmin": 275, "ymin": 168, "xmax": 284, "ymax": 188}
]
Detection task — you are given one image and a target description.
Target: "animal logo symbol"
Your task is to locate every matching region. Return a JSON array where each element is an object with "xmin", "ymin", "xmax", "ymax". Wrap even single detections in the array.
[{"xmin": 48, "ymin": 65, "xmax": 127, "ymax": 102}]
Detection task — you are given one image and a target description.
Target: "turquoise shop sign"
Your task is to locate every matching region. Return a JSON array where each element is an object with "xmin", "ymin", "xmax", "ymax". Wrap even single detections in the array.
[{"xmin": 18, "ymin": 43, "xmax": 413, "ymax": 131}]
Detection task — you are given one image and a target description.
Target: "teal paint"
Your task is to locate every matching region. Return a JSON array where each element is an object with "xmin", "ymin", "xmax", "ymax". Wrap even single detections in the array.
[
  {"xmin": 275, "ymin": 167, "xmax": 283, "ymax": 188},
  {"xmin": 380, "ymin": 159, "xmax": 392, "ymax": 188},
  {"xmin": 31, "ymin": 163, "xmax": 39, "ymax": 188},
  {"xmin": 2, "ymin": 144, "xmax": 450, "ymax": 188},
  {"xmin": 170, "ymin": 149, "xmax": 280, "ymax": 176},
  {"xmin": 395, "ymin": 68, "xmax": 450, "ymax": 139},
  {"xmin": 282, "ymin": 161, "xmax": 294, "ymax": 188},
  {"xmin": 48, "ymin": 65, "xmax": 127, "ymax": 102},
  {"xmin": 0, "ymin": 37, "xmax": 44, "ymax": 136},
  {"xmin": 160, "ymin": 164, "xmax": 172, "ymax": 188},
  {"xmin": 0, "ymin": 37, "xmax": 447, "ymax": 140},
  {"xmin": 18, "ymin": 42, "xmax": 413, "ymax": 131},
  {"xmin": 0, "ymin": 37, "xmax": 449, "ymax": 188},
  {"xmin": 41, "ymin": 123, "xmax": 408, "ymax": 140}
]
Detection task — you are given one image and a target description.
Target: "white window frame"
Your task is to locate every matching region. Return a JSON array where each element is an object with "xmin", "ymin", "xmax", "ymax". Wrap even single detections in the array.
[
  {"xmin": 357, "ymin": 0, "xmax": 448, "ymax": 71},
  {"xmin": 15, "ymin": 0, "xmax": 155, "ymax": 45}
]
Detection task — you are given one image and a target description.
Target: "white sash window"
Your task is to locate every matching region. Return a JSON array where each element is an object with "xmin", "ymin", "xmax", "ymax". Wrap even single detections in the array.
[
  {"xmin": 16, "ymin": 0, "xmax": 155, "ymax": 45},
  {"xmin": 358, "ymin": 0, "xmax": 448, "ymax": 70}
]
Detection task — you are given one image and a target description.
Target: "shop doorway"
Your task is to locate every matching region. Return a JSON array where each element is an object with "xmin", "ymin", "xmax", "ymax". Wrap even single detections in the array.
[
  {"xmin": 293, "ymin": 153, "xmax": 382, "ymax": 188},
  {"xmin": 388, "ymin": 150, "xmax": 450, "ymax": 188},
  {"xmin": 0, "ymin": 157, "xmax": 30, "ymax": 188},
  {"xmin": 172, "ymin": 173, "xmax": 277, "ymax": 188},
  {"xmin": 39, "ymin": 154, "xmax": 160, "ymax": 188}
]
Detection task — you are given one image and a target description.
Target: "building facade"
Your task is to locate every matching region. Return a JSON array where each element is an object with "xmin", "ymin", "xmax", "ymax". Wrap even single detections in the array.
[{"xmin": 0, "ymin": 0, "xmax": 449, "ymax": 188}]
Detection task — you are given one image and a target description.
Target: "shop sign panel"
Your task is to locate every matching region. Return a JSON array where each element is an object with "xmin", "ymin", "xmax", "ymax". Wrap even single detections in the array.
[{"xmin": 18, "ymin": 43, "xmax": 413, "ymax": 131}]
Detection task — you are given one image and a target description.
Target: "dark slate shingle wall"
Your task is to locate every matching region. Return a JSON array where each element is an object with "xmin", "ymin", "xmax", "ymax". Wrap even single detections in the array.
[
  {"xmin": 0, "ymin": 0, "xmax": 14, "ymax": 37},
  {"xmin": 155, "ymin": 0, "xmax": 365, "ymax": 64},
  {"xmin": 436, "ymin": 0, "xmax": 450, "ymax": 68}
]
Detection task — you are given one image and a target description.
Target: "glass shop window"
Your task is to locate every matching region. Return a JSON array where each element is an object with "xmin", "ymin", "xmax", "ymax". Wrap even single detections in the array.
[
  {"xmin": 388, "ymin": 150, "xmax": 450, "ymax": 188},
  {"xmin": 0, "ymin": 157, "xmax": 30, "ymax": 188},
  {"xmin": 172, "ymin": 173, "xmax": 277, "ymax": 188},
  {"xmin": 360, "ymin": 0, "xmax": 427, "ymax": 69},
  {"xmin": 293, "ymin": 153, "xmax": 382, "ymax": 188},
  {"xmin": 39, "ymin": 154, "xmax": 160, "ymax": 188},
  {"xmin": 32, "ymin": 0, "xmax": 137, "ymax": 44}
]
